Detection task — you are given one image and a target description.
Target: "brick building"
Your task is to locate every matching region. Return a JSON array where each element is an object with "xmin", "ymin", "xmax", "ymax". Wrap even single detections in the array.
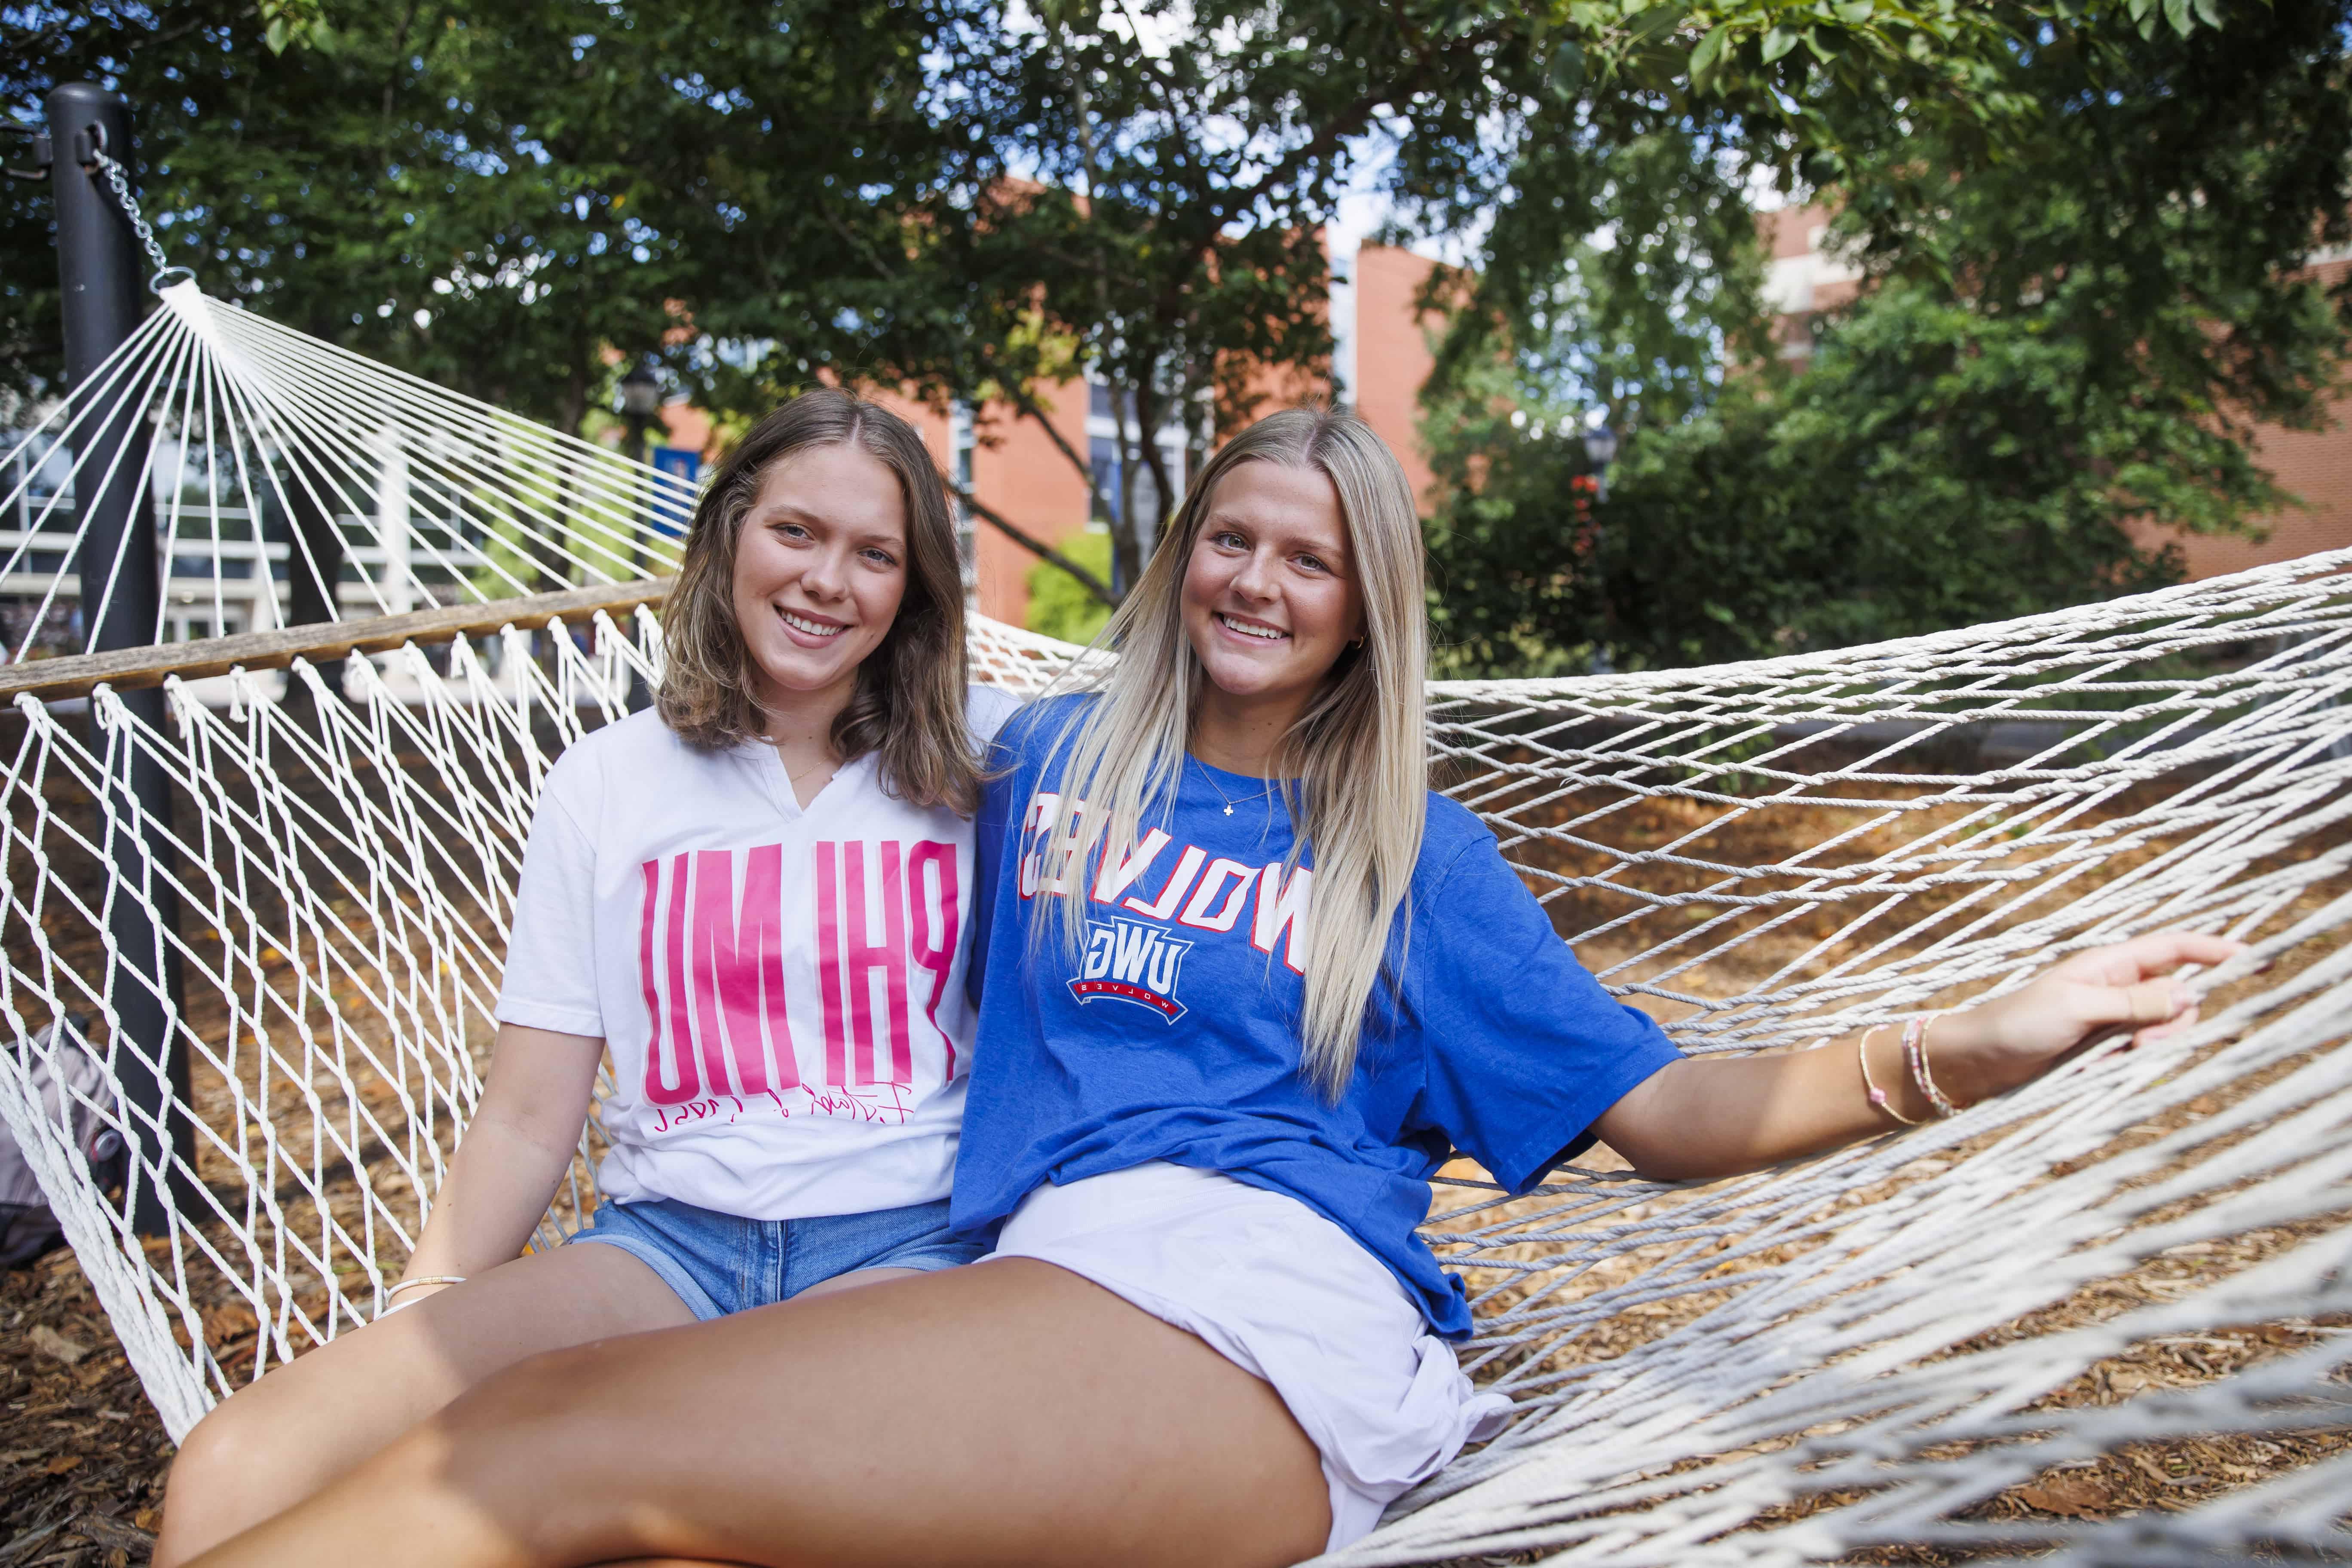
[{"xmin": 1759, "ymin": 205, "xmax": 2352, "ymax": 579}]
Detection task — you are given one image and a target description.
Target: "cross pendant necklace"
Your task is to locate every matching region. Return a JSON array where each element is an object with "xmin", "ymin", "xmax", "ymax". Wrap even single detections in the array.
[{"xmin": 1199, "ymin": 761, "xmax": 1272, "ymax": 817}]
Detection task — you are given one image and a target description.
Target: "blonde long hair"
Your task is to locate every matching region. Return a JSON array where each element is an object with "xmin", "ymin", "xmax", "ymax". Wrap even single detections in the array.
[{"xmin": 1036, "ymin": 407, "xmax": 1429, "ymax": 1093}]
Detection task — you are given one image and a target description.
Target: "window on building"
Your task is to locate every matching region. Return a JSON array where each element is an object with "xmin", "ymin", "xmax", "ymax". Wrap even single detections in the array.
[
  {"xmin": 1088, "ymin": 380, "xmax": 1134, "ymax": 424},
  {"xmin": 1087, "ymin": 436, "xmax": 1187, "ymax": 540}
]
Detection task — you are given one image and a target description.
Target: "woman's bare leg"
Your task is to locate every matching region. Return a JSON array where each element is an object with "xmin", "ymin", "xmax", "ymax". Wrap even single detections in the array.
[
  {"xmin": 156, "ymin": 1243, "xmax": 697, "ymax": 1566},
  {"xmin": 790, "ymin": 1265, "xmax": 919, "ymax": 1300},
  {"xmin": 184, "ymin": 1258, "xmax": 1330, "ymax": 1568}
]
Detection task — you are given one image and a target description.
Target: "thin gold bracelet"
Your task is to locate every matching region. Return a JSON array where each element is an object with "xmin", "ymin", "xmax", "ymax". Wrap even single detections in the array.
[
  {"xmin": 1856, "ymin": 1025, "xmax": 1918, "ymax": 1126},
  {"xmin": 385, "ymin": 1274, "xmax": 467, "ymax": 1299}
]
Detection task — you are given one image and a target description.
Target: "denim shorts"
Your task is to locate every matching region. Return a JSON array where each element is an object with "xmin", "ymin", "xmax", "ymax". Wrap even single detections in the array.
[{"xmin": 565, "ymin": 1194, "xmax": 987, "ymax": 1321}]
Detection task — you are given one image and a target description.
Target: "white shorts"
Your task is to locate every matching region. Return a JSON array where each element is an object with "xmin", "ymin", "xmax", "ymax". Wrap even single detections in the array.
[{"xmin": 990, "ymin": 1161, "xmax": 1513, "ymax": 1553}]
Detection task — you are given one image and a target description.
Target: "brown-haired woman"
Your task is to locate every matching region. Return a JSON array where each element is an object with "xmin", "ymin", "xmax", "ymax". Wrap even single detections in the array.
[{"xmin": 153, "ymin": 388, "xmax": 1019, "ymax": 1566}]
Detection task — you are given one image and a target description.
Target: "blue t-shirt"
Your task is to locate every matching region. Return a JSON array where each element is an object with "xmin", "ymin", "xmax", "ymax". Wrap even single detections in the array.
[{"xmin": 952, "ymin": 696, "xmax": 1684, "ymax": 1338}]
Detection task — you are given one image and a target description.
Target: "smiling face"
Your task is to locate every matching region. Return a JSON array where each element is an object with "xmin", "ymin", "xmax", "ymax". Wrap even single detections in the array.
[
  {"xmin": 729, "ymin": 442, "xmax": 910, "ymax": 723},
  {"xmin": 1180, "ymin": 458, "xmax": 1366, "ymax": 723}
]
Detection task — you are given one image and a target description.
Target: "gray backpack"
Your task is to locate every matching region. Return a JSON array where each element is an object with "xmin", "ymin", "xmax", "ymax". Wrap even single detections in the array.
[{"xmin": 0, "ymin": 1020, "xmax": 126, "ymax": 1270}]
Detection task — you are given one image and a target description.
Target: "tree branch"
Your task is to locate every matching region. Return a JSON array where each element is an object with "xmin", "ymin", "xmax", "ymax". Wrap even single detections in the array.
[{"xmin": 950, "ymin": 480, "xmax": 1118, "ymax": 607}]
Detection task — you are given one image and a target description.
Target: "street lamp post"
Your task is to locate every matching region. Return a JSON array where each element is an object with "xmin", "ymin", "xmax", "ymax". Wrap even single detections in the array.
[
  {"xmin": 619, "ymin": 360, "xmax": 661, "ymax": 579},
  {"xmin": 1581, "ymin": 417, "xmax": 1619, "ymax": 503},
  {"xmin": 619, "ymin": 361, "xmax": 662, "ymax": 464},
  {"xmin": 1577, "ymin": 413, "xmax": 1622, "ymax": 677},
  {"xmin": 618, "ymin": 361, "xmax": 662, "ymax": 710}
]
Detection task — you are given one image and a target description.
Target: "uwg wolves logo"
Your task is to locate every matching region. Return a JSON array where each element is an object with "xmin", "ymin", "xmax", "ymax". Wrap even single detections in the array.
[{"xmin": 1070, "ymin": 917, "xmax": 1194, "ymax": 1023}]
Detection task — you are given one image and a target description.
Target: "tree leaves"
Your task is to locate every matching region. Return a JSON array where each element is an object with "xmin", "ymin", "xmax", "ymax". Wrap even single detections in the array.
[
  {"xmin": 1427, "ymin": 285, "xmax": 2278, "ymax": 673},
  {"xmin": 1688, "ymin": 23, "xmax": 1732, "ymax": 86},
  {"xmin": 3, "ymin": 0, "xmax": 989, "ymax": 441},
  {"xmin": 1422, "ymin": 0, "xmax": 2352, "ymax": 675},
  {"xmin": 258, "ymin": 0, "xmax": 326, "ymax": 55},
  {"xmin": 2131, "ymin": 0, "xmax": 2221, "ymax": 35},
  {"xmin": 1549, "ymin": 40, "xmax": 1589, "ymax": 96},
  {"xmin": 7, "ymin": 0, "xmax": 2301, "ymax": 647}
]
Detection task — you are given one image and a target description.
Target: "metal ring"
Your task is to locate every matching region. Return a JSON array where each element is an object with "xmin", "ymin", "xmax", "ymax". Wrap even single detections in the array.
[{"xmin": 149, "ymin": 265, "xmax": 195, "ymax": 293}]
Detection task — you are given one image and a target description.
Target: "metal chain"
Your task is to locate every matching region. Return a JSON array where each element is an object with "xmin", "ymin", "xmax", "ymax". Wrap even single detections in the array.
[{"xmin": 89, "ymin": 147, "xmax": 184, "ymax": 290}]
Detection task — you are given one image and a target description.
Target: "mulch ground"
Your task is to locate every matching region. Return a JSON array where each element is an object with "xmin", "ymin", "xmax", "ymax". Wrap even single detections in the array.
[{"xmin": 0, "ymin": 1247, "xmax": 169, "ymax": 1566}]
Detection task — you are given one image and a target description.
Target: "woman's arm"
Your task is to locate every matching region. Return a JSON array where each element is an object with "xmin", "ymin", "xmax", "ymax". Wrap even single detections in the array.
[
  {"xmin": 1592, "ymin": 931, "xmax": 2244, "ymax": 1182},
  {"xmin": 387, "ymin": 1023, "xmax": 605, "ymax": 1306}
]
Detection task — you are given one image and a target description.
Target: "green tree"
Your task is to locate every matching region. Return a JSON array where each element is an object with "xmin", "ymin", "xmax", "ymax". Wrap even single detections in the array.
[
  {"xmin": 1424, "ymin": 0, "xmax": 2352, "ymax": 674},
  {"xmin": 699, "ymin": 0, "xmax": 1529, "ymax": 599},
  {"xmin": 1024, "ymin": 527, "xmax": 1114, "ymax": 643},
  {"xmin": 3, "ymin": 0, "xmax": 979, "ymax": 433},
  {"xmin": 743, "ymin": 0, "xmax": 2078, "ymax": 603},
  {"xmin": 1432, "ymin": 286, "xmax": 2275, "ymax": 671}
]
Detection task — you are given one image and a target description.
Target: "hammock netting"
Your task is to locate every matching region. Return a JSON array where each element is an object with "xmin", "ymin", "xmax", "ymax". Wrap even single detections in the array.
[{"xmin": 1, "ymin": 283, "xmax": 2347, "ymax": 1565}]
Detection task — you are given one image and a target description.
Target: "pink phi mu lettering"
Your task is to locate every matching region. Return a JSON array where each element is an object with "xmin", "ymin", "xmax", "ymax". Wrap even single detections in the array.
[
  {"xmin": 636, "ymin": 839, "xmax": 962, "ymax": 1115},
  {"xmin": 1017, "ymin": 792, "xmax": 1315, "ymax": 1024}
]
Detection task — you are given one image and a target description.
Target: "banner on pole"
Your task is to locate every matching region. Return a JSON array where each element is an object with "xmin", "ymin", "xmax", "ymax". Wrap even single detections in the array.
[{"xmin": 649, "ymin": 446, "xmax": 699, "ymax": 535}]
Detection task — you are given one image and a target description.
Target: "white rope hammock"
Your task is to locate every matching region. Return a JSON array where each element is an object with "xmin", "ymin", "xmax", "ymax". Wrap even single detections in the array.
[
  {"xmin": 1, "ymin": 280, "xmax": 692, "ymax": 659},
  {"xmin": 0, "ymin": 285, "xmax": 2346, "ymax": 1564}
]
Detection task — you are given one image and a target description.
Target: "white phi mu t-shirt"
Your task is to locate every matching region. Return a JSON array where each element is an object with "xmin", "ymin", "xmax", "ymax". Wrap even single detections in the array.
[{"xmin": 496, "ymin": 687, "xmax": 1022, "ymax": 1219}]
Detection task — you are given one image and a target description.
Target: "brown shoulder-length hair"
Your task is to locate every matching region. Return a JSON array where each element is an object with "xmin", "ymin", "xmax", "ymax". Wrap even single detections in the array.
[{"xmin": 657, "ymin": 389, "xmax": 979, "ymax": 815}]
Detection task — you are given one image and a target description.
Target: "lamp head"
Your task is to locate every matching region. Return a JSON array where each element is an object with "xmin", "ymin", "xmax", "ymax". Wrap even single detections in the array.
[
  {"xmin": 1580, "ymin": 420, "xmax": 1618, "ymax": 470},
  {"xmin": 619, "ymin": 362, "xmax": 662, "ymax": 421}
]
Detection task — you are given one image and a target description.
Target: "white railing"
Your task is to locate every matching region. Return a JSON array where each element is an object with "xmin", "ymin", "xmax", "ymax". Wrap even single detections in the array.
[{"xmin": 2, "ymin": 504, "xmax": 550, "ymax": 641}]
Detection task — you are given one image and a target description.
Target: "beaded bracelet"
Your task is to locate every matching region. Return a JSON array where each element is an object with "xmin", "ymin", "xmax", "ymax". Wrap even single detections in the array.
[
  {"xmin": 1856, "ymin": 1026, "xmax": 1917, "ymax": 1126},
  {"xmin": 1902, "ymin": 1016, "xmax": 1960, "ymax": 1119}
]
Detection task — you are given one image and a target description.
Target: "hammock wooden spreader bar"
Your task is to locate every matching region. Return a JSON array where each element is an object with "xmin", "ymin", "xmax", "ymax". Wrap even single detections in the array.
[{"xmin": 0, "ymin": 579, "xmax": 675, "ymax": 702}]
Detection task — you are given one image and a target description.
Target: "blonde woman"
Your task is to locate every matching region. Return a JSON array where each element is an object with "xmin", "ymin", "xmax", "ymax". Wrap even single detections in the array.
[
  {"xmin": 184, "ymin": 408, "xmax": 2235, "ymax": 1568},
  {"xmin": 158, "ymin": 389, "xmax": 1016, "ymax": 1565}
]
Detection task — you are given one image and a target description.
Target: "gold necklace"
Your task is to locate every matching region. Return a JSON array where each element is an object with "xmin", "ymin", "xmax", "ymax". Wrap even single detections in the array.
[{"xmin": 763, "ymin": 737, "xmax": 834, "ymax": 786}]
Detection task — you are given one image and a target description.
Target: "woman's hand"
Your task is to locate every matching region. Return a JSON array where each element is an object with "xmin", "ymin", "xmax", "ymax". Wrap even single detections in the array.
[
  {"xmin": 1926, "ymin": 930, "xmax": 2247, "ymax": 1107},
  {"xmin": 1596, "ymin": 928, "xmax": 2248, "ymax": 1182}
]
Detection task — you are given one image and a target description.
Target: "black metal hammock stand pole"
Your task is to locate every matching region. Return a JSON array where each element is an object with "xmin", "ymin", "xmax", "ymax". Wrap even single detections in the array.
[{"xmin": 44, "ymin": 81, "xmax": 196, "ymax": 1235}]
